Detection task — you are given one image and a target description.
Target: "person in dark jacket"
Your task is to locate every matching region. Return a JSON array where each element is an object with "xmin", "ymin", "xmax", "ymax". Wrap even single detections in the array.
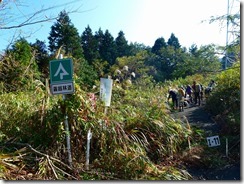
[
  {"xmin": 192, "ymin": 81, "xmax": 201, "ymax": 106},
  {"xmin": 168, "ymin": 89, "xmax": 178, "ymax": 110},
  {"xmin": 185, "ymin": 84, "xmax": 193, "ymax": 103}
]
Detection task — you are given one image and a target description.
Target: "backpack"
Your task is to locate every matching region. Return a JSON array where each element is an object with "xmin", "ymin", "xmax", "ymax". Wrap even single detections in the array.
[
  {"xmin": 178, "ymin": 88, "xmax": 185, "ymax": 97},
  {"xmin": 195, "ymin": 84, "xmax": 201, "ymax": 93}
]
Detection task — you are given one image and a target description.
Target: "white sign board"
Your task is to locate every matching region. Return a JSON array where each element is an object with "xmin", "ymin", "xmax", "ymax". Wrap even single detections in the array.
[
  {"xmin": 207, "ymin": 135, "xmax": 221, "ymax": 147},
  {"xmin": 51, "ymin": 82, "xmax": 74, "ymax": 95},
  {"xmin": 100, "ymin": 78, "xmax": 113, "ymax": 106}
]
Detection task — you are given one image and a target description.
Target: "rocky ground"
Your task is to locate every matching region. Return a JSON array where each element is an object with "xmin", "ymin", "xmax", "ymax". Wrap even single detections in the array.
[{"xmin": 171, "ymin": 100, "xmax": 241, "ymax": 181}]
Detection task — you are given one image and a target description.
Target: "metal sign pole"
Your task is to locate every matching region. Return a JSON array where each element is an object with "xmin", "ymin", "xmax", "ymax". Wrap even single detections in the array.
[
  {"xmin": 63, "ymin": 94, "xmax": 72, "ymax": 167},
  {"xmin": 104, "ymin": 106, "xmax": 108, "ymax": 115},
  {"xmin": 58, "ymin": 54, "xmax": 72, "ymax": 167}
]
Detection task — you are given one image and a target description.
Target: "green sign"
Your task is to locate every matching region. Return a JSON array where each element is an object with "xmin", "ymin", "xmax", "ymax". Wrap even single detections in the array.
[{"xmin": 49, "ymin": 59, "xmax": 73, "ymax": 84}]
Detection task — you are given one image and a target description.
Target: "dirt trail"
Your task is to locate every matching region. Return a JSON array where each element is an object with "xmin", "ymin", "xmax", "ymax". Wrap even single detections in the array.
[
  {"xmin": 172, "ymin": 101, "xmax": 220, "ymax": 136},
  {"xmin": 170, "ymin": 101, "xmax": 241, "ymax": 180}
]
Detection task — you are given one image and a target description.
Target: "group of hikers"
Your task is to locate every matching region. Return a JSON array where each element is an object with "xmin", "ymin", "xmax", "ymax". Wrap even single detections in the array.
[{"xmin": 167, "ymin": 80, "xmax": 216, "ymax": 111}]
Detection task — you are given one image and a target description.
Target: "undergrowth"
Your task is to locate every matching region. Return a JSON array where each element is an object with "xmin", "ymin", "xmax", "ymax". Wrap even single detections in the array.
[{"xmin": 0, "ymin": 63, "xmax": 240, "ymax": 180}]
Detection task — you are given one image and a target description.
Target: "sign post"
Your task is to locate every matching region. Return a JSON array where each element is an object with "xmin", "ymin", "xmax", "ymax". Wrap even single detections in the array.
[{"xmin": 49, "ymin": 55, "xmax": 73, "ymax": 167}]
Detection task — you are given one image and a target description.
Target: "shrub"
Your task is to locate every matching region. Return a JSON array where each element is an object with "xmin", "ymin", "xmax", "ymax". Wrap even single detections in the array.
[{"xmin": 205, "ymin": 62, "xmax": 240, "ymax": 135}]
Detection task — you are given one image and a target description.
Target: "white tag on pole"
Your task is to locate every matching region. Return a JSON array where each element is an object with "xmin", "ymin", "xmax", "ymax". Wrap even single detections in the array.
[
  {"xmin": 86, "ymin": 129, "xmax": 92, "ymax": 170},
  {"xmin": 100, "ymin": 78, "xmax": 113, "ymax": 107},
  {"xmin": 207, "ymin": 135, "xmax": 221, "ymax": 147}
]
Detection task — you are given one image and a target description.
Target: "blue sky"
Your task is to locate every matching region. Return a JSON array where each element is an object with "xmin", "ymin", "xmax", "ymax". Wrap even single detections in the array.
[{"xmin": 0, "ymin": 0, "xmax": 240, "ymax": 52}]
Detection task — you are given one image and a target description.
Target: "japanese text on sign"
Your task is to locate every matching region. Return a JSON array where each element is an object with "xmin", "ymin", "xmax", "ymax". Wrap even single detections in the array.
[{"xmin": 51, "ymin": 82, "xmax": 74, "ymax": 95}]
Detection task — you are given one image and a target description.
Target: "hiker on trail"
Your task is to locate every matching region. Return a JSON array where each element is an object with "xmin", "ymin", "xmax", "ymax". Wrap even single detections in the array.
[
  {"xmin": 185, "ymin": 84, "xmax": 193, "ymax": 103},
  {"xmin": 205, "ymin": 80, "xmax": 216, "ymax": 97},
  {"xmin": 178, "ymin": 86, "xmax": 185, "ymax": 111},
  {"xmin": 192, "ymin": 81, "xmax": 201, "ymax": 106},
  {"xmin": 209, "ymin": 80, "xmax": 216, "ymax": 88},
  {"xmin": 168, "ymin": 88, "xmax": 178, "ymax": 110},
  {"xmin": 200, "ymin": 84, "xmax": 204, "ymax": 101},
  {"xmin": 178, "ymin": 86, "xmax": 185, "ymax": 99}
]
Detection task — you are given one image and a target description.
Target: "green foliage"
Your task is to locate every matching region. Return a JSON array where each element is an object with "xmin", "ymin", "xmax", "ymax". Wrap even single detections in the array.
[
  {"xmin": 146, "ymin": 46, "xmax": 185, "ymax": 81},
  {"xmin": 151, "ymin": 37, "xmax": 167, "ymax": 55},
  {"xmin": 99, "ymin": 30, "xmax": 117, "ymax": 66},
  {"xmin": 0, "ymin": 75, "xmax": 196, "ymax": 179},
  {"xmin": 31, "ymin": 39, "xmax": 50, "ymax": 78},
  {"xmin": 8, "ymin": 38, "xmax": 33, "ymax": 65},
  {"xmin": 48, "ymin": 10, "xmax": 83, "ymax": 59},
  {"xmin": 92, "ymin": 59, "xmax": 109, "ymax": 78},
  {"xmin": 84, "ymin": 80, "xmax": 193, "ymax": 179},
  {"xmin": 115, "ymin": 31, "xmax": 131, "ymax": 57},
  {"xmin": 172, "ymin": 45, "xmax": 221, "ymax": 79},
  {"xmin": 167, "ymin": 33, "xmax": 181, "ymax": 49},
  {"xmin": 74, "ymin": 59, "xmax": 98, "ymax": 90},
  {"xmin": 146, "ymin": 42, "xmax": 222, "ymax": 82},
  {"xmin": 0, "ymin": 39, "xmax": 41, "ymax": 92},
  {"xmin": 0, "ymin": 88, "xmax": 63, "ymax": 147},
  {"xmin": 81, "ymin": 25, "xmax": 100, "ymax": 64},
  {"xmin": 0, "ymin": 65, "xmax": 239, "ymax": 179},
  {"xmin": 205, "ymin": 62, "xmax": 240, "ymax": 135},
  {"xmin": 57, "ymin": 81, "xmax": 192, "ymax": 179},
  {"xmin": 111, "ymin": 51, "xmax": 152, "ymax": 80}
]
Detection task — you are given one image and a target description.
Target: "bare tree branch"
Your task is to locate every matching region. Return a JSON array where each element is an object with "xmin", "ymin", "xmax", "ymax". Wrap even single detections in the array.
[{"xmin": 0, "ymin": 0, "xmax": 93, "ymax": 30}]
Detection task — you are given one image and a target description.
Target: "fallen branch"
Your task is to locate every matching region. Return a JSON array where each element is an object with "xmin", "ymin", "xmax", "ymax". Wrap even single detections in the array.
[{"xmin": 4, "ymin": 142, "xmax": 77, "ymax": 180}]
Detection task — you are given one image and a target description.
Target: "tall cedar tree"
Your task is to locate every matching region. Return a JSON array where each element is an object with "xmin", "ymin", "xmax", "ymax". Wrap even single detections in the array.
[
  {"xmin": 81, "ymin": 25, "xmax": 100, "ymax": 64},
  {"xmin": 94, "ymin": 28, "xmax": 104, "ymax": 54},
  {"xmin": 115, "ymin": 31, "xmax": 130, "ymax": 57},
  {"xmin": 99, "ymin": 30, "xmax": 117, "ymax": 66},
  {"xmin": 167, "ymin": 33, "xmax": 181, "ymax": 49},
  {"xmin": 151, "ymin": 37, "xmax": 167, "ymax": 55},
  {"xmin": 48, "ymin": 10, "xmax": 83, "ymax": 59}
]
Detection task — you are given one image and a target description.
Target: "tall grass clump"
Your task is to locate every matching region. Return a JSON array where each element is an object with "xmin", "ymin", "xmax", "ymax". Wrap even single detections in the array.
[
  {"xmin": 0, "ymin": 74, "xmax": 197, "ymax": 180},
  {"xmin": 80, "ymin": 76, "xmax": 194, "ymax": 180},
  {"xmin": 0, "ymin": 82, "xmax": 63, "ymax": 147}
]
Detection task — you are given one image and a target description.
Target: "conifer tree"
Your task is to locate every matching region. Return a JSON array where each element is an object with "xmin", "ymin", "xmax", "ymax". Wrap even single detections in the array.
[
  {"xmin": 151, "ymin": 37, "xmax": 167, "ymax": 55},
  {"xmin": 48, "ymin": 10, "xmax": 83, "ymax": 59},
  {"xmin": 31, "ymin": 39, "xmax": 49, "ymax": 77},
  {"xmin": 167, "ymin": 33, "xmax": 181, "ymax": 49},
  {"xmin": 99, "ymin": 29, "xmax": 116, "ymax": 66},
  {"xmin": 81, "ymin": 25, "xmax": 99, "ymax": 64},
  {"xmin": 94, "ymin": 28, "xmax": 104, "ymax": 55},
  {"xmin": 115, "ymin": 31, "xmax": 130, "ymax": 57}
]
